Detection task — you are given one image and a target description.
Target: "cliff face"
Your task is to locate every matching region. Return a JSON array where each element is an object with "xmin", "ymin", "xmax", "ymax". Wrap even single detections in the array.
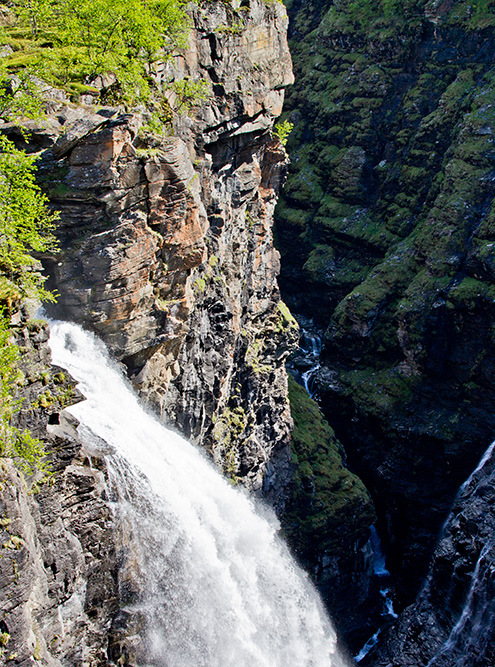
[
  {"xmin": 1, "ymin": 2, "xmax": 299, "ymax": 663},
  {"xmin": 281, "ymin": 376, "xmax": 377, "ymax": 649},
  {"xmin": 275, "ymin": 0, "xmax": 495, "ymax": 607},
  {"xmin": 0, "ymin": 317, "xmax": 118, "ymax": 666},
  {"xmin": 363, "ymin": 440, "xmax": 495, "ymax": 667},
  {"xmin": 32, "ymin": 0, "xmax": 297, "ymax": 499}
]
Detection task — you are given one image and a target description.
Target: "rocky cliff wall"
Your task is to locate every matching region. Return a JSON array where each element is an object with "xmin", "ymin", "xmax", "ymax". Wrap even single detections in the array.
[
  {"xmin": 28, "ymin": 0, "xmax": 298, "ymax": 500},
  {"xmin": 275, "ymin": 0, "xmax": 495, "ymax": 609},
  {"xmin": 0, "ymin": 316, "xmax": 119, "ymax": 666},
  {"xmin": 0, "ymin": 2, "xmax": 300, "ymax": 663},
  {"xmin": 363, "ymin": 439, "xmax": 495, "ymax": 667}
]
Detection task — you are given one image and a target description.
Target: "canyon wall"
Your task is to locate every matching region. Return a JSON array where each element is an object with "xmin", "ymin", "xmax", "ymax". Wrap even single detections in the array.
[
  {"xmin": 32, "ymin": 0, "xmax": 297, "ymax": 499},
  {"xmin": 276, "ymin": 0, "xmax": 495, "ymax": 616},
  {"xmin": 0, "ymin": 316, "xmax": 118, "ymax": 665},
  {"xmin": 363, "ymin": 439, "xmax": 495, "ymax": 667},
  {"xmin": 1, "ymin": 0, "xmax": 375, "ymax": 660}
]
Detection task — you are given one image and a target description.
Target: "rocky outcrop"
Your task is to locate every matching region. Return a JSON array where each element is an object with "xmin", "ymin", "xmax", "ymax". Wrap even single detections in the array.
[
  {"xmin": 0, "ymin": 315, "xmax": 118, "ymax": 666},
  {"xmin": 363, "ymin": 440, "xmax": 495, "ymax": 667},
  {"xmin": 1, "ymin": 1, "xmax": 300, "ymax": 662},
  {"xmin": 26, "ymin": 0, "xmax": 298, "ymax": 500},
  {"xmin": 275, "ymin": 0, "xmax": 495, "ymax": 608},
  {"xmin": 281, "ymin": 375, "xmax": 376, "ymax": 649}
]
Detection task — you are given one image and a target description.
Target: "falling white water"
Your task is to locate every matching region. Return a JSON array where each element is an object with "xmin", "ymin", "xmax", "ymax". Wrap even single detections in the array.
[
  {"xmin": 299, "ymin": 328, "xmax": 322, "ymax": 398},
  {"xmin": 459, "ymin": 439, "xmax": 495, "ymax": 495},
  {"xmin": 425, "ymin": 542, "xmax": 495, "ymax": 667},
  {"xmin": 49, "ymin": 321, "xmax": 348, "ymax": 667}
]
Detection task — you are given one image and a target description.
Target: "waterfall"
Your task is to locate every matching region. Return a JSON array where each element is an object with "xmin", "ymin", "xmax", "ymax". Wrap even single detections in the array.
[
  {"xmin": 289, "ymin": 319, "xmax": 323, "ymax": 398},
  {"xmin": 354, "ymin": 527, "xmax": 397, "ymax": 663},
  {"xmin": 49, "ymin": 321, "xmax": 348, "ymax": 667},
  {"xmin": 422, "ymin": 439, "xmax": 495, "ymax": 667}
]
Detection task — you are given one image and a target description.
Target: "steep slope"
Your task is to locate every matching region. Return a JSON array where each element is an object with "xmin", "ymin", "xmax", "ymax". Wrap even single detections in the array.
[
  {"xmin": 0, "ymin": 1, "xmax": 301, "ymax": 662},
  {"xmin": 363, "ymin": 440, "xmax": 495, "ymax": 667},
  {"xmin": 0, "ymin": 316, "xmax": 119, "ymax": 665},
  {"xmin": 282, "ymin": 376, "xmax": 376, "ymax": 648},
  {"xmin": 22, "ymin": 0, "xmax": 299, "ymax": 500},
  {"xmin": 275, "ymin": 0, "xmax": 495, "ymax": 606}
]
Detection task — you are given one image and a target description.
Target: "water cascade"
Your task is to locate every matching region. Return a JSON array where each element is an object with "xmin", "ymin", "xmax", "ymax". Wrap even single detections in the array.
[
  {"xmin": 422, "ymin": 439, "xmax": 495, "ymax": 667},
  {"xmin": 354, "ymin": 527, "xmax": 397, "ymax": 663},
  {"xmin": 288, "ymin": 317, "xmax": 323, "ymax": 398},
  {"xmin": 49, "ymin": 321, "xmax": 348, "ymax": 667}
]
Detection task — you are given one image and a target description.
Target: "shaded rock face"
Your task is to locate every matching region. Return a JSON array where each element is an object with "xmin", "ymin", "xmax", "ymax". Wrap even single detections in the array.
[
  {"xmin": 364, "ymin": 440, "xmax": 495, "ymax": 667},
  {"xmin": 0, "ymin": 317, "xmax": 118, "ymax": 666},
  {"xmin": 275, "ymin": 0, "xmax": 495, "ymax": 605},
  {"xmin": 282, "ymin": 375, "xmax": 377, "ymax": 650},
  {"xmin": 37, "ymin": 0, "xmax": 296, "ymax": 500}
]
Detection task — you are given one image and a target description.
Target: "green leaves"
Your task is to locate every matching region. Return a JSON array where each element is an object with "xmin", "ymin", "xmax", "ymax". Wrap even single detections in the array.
[
  {"xmin": 12, "ymin": 0, "xmax": 53, "ymax": 38},
  {"xmin": 10, "ymin": 0, "xmax": 191, "ymax": 106},
  {"xmin": 0, "ymin": 107, "xmax": 58, "ymax": 478},
  {"xmin": 169, "ymin": 78, "xmax": 210, "ymax": 114},
  {"xmin": 0, "ymin": 313, "xmax": 50, "ymax": 476},
  {"xmin": 274, "ymin": 119, "xmax": 294, "ymax": 147},
  {"xmin": 0, "ymin": 67, "xmax": 44, "ymax": 123},
  {"xmin": 0, "ymin": 136, "xmax": 58, "ymax": 303}
]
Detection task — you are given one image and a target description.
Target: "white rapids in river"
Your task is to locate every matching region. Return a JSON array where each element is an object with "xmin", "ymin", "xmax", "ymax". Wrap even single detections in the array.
[{"xmin": 49, "ymin": 320, "xmax": 348, "ymax": 667}]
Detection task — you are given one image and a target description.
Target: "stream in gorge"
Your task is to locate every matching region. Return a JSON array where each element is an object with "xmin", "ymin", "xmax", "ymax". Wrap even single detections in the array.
[
  {"xmin": 48, "ymin": 320, "xmax": 349, "ymax": 667},
  {"xmin": 289, "ymin": 317, "xmax": 398, "ymax": 662},
  {"xmin": 287, "ymin": 316, "xmax": 495, "ymax": 666}
]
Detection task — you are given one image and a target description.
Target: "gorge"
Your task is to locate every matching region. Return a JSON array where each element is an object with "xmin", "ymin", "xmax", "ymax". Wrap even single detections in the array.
[{"xmin": 2, "ymin": 0, "xmax": 495, "ymax": 665}]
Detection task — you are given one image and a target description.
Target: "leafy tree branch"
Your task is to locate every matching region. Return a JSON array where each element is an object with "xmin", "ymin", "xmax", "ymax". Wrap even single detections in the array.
[
  {"xmin": 0, "ymin": 73, "xmax": 58, "ymax": 476},
  {"xmin": 9, "ymin": 0, "xmax": 192, "ymax": 106}
]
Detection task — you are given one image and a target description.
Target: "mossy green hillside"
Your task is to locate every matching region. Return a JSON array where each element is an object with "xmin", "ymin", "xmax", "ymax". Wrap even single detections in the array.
[
  {"xmin": 275, "ymin": 0, "xmax": 495, "ymax": 602},
  {"xmin": 281, "ymin": 376, "xmax": 375, "ymax": 564},
  {"xmin": 277, "ymin": 0, "xmax": 495, "ymax": 383},
  {"xmin": 277, "ymin": 0, "xmax": 495, "ymax": 332}
]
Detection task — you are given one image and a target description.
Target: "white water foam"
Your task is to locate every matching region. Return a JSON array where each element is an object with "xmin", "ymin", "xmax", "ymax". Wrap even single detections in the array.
[{"xmin": 49, "ymin": 321, "xmax": 348, "ymax": 667}]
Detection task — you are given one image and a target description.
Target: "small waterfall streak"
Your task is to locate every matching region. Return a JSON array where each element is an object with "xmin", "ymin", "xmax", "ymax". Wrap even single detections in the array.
[
  {"xmin": 370, "ymin": 528, "xmax": 397, "ymax": 620},
  {"xmin": 459, "ymin": 439, "xmax": 495, "ymax": 496},
  {"xmin": 428, "ymin": 440, "xmax": 495, "ymax": 557},
  {"xmin": 354, "ymin": 630, "xmax": 381, "ymax": 663},
  {"xmin": 354, "ymin": 527, "xmax": 397, "ymax": 663},
  {"xmin": 49, "ymin": 321, "xmax": 347, "ymax": 667},
  {"xmin": 370, "ymin": 525, "xmax": 388, "ymax": 578},
  {"xmin": 426, "ymin": 542, "xmax": 495, "ymax": 667},
  {"xmin": 423, "ymin": 439, "xmax": 495, "ymax": 667},
  {"xmin": 292, "ymin": 325, "xmax": 323, "ymax": 398}
]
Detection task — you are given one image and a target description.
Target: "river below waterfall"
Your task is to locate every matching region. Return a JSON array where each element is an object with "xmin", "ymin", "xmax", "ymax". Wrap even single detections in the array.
[{"xmin": 48, "ymin": 320, "xmax": 348, "ymax": 667}]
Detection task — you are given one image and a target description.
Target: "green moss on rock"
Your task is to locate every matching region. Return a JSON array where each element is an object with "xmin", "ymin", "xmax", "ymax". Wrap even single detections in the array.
[{"xmin": 281, "ymin": 376, "xmax": 375, "ymax": 559}]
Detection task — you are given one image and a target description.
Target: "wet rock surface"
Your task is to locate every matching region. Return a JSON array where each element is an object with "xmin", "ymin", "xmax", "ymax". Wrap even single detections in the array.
[
  {"xmin": 0, "ymin": 316, "xmax": 118, "ymax": 666},
  {"xmin": 362, "ymin": 441, "xmax": 495, "ymax": 667},
  {"xmin": 0, "ymin": 1, "xmax": 300, "ymax": 662}
]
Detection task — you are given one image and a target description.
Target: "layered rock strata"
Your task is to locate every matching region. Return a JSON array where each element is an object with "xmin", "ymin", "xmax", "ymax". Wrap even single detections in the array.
[
  {"xmin": 32, "ymin": 0, "xmax": 297, "ymax": 499},
  {"xmin": 0, "ymin": 316, "xmax": 118, "ymax": 666},
  {"xmin": 1, "ymin": 2, "xmax": 300, "ymax": 662}
]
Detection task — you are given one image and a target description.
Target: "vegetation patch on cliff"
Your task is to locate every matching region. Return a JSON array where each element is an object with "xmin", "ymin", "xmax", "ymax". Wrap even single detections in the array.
[
  {"xmin": 2, "ymin": 0, "xmax": 191, "ymax": 107},
  {"xmin": 282, "ymin": 375, "xmax": 375, "ymax": 564},
  {"xmin": 0, "ymin": 80, "xmax": 58, "ymax": 475}
]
